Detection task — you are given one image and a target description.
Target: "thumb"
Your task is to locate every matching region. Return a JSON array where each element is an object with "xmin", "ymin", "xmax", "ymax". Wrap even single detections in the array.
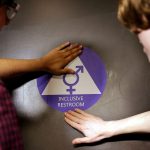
[
  {"xmin": 72, "ymin": 137, "xmax": 91, "ymax": 145},
  {"xmin": 61, "ymin": 68, "xmax": 75, "ymax": 74}
]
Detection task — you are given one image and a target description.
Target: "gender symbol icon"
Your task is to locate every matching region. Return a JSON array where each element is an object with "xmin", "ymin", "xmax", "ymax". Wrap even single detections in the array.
[
  {"xmin": 37, "ymin": 47, "xmax": 107, "ymax": 112},
  {"xmin": 63, "ymin": 66, "xmax": 84, "ymax": 95}
]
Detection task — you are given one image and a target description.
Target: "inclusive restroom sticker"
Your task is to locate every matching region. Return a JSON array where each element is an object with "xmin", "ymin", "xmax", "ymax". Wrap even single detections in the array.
[{"xmin": 37, "ymin": 48, "xmax": 107, "ymax": 112}]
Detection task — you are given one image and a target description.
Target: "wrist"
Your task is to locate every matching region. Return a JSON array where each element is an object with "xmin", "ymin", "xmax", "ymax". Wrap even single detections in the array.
[
  {"xmin": 106, "ymin": 119, "xmax": 134, "ymax": 137},
  {"xmin": 26, "ymin": 58, "xmax": 46, "ymax": 73},
  {"xmin": 105, "ymin": 121, "xmax": 119, "ymax": 137},
  {"xmin": 36, "ymin": 57, "xmax": 47, "ymax": 72},
  {"xmin": 38, "ymin": 55, "xmax": 52, "ymax": 72},
  {"xmin": 104, "ymin": 120, "xmax": 128, "ymax": 138}
]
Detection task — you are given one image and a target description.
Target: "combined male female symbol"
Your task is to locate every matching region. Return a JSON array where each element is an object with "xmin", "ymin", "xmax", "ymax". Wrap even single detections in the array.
[{"xmin": 63, "ymin": 65, "xmax": 84, "ymax": 95}]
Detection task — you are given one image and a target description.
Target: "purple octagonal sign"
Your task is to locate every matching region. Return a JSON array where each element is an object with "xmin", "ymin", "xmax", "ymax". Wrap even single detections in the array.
[{"xmin": 37, "ymin": 47, "xmax": 107, "ymax": 112}]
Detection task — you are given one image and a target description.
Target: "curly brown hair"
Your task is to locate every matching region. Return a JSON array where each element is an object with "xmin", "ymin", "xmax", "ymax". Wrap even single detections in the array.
[{"xmin": 118, "ymin": 0, "xmax": 150, "ymax": 32}]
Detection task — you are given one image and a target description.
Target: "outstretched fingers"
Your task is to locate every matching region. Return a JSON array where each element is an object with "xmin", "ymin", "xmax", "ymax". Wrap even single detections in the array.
[
  {"xmin": 72, "ymin": 137, "xmax": 91, "ymax": 144},
  {"xmin": 65, "ymin": 47, "xmax": 82, "ymax": 62},
  {"xmin": 64, "ymin": 117, "xmax": 84, "ymax": 131},
  {"xmin": 67, "ymin": 110, "xmax": 87, "ymax": 120},
  {"xmin": 63, "ymin": 44, "xmax": 82, "ymax": 56},
  {"xmin": 72, "ymin": 136, "xmax": 104, "ymax": 144},
  {"xmin": 55, "ymin": 42, "xmax": 71, "ymax": 51},
  {"xmin": 75, "ymin": 109, "xmax": 94, "ymax": 118},
  {"xmin": 60, "ymin": 67, "xmax": 75, "ymax": 74},
  {"xmin": 65, "ymin": 111, "xmax": 85, "ymax": 124},
  {"xmin": 58, "ymin": 43, "xmax": 83, "ymax": 74}
]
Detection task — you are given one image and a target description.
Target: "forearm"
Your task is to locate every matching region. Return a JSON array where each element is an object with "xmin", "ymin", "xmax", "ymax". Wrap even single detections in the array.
[
  {"xmin": 0, "ymin": 58, "xmax": 44, "ymax": 79},
  {"xmin": 0, "ymin": 43, "xmax": 82, "ymax": 80},
  {"xmin": 109, "ymin": 111, "xmax": 150, "ymax": 136}
]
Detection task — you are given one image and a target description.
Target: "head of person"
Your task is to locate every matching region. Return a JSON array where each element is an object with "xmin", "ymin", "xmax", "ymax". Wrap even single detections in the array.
[
  {"xmin": 118, "ymin": 0, "xmax": 150, "ymax": 61},
  {"xmin": 118, "ymin": 0, "xmax": 150, "ymax": 33}
]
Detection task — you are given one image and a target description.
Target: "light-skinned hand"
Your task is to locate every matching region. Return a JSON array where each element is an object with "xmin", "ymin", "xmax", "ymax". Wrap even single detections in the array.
[{"xmin": 64, "ymin": 109, "xmax": 114, "ymax": 144}]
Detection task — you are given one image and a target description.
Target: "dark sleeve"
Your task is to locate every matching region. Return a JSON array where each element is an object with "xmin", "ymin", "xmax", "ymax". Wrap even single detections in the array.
[{"xmin": 0, "ymin": 0, "xmax": 15, "ymax": 6}]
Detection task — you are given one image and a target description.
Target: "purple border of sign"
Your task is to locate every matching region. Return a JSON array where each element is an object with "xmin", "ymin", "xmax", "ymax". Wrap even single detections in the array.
[{"xmin": 37, "ymin": 47, "xmax": 107, "ymax": 112}]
